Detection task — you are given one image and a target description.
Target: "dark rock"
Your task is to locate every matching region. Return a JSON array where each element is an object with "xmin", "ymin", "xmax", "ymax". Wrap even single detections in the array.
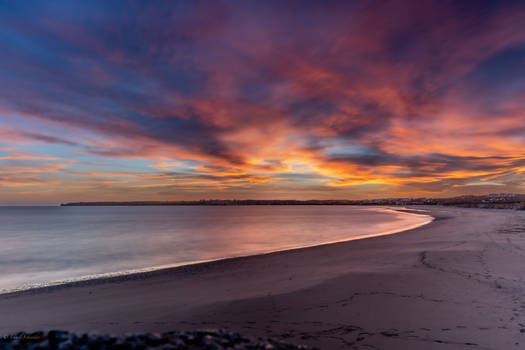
[{"xmin": 0, "ymin": 330, "xmax": 316, "ymax": 350}]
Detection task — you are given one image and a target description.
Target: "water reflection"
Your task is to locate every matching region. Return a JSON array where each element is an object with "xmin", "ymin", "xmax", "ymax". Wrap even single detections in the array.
[{"xmin": 0, "ymin": 206, "xmax": 431, "ymax": 292}]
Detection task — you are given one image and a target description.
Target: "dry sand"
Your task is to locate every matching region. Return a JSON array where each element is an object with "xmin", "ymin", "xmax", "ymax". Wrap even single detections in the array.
[{"xmin": 1, "ymin": 206, "xmax": 525, "ymax": 350}]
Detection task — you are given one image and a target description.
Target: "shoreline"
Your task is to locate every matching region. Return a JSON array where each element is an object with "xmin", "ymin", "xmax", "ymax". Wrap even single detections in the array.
[
  {"xmin": 2, "ymin": 206, "xmax": 524, "ymax": 349},
  {"xmin": 1, "ymin": 206, "xmax": 433, "ymax": 297}
]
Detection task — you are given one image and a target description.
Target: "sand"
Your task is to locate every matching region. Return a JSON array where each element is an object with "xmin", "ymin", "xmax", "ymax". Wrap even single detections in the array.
[{"xmin": 1, "ymin": 206, "xmax": 525, "ymax": 350}]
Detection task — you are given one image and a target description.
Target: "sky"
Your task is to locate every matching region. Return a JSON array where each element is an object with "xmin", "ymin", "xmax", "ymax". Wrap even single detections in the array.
[{"xmin": 0, "ymin": 0, "xmax": 524, "ymax": 204}]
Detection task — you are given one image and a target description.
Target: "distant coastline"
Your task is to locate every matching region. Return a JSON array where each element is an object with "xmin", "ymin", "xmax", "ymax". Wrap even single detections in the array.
[{"xmin": 61, "ymin": 193, "xmax": 525, "ymax": 210}]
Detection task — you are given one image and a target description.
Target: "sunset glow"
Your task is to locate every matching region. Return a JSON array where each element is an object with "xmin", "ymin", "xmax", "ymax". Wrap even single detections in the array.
[{"xmin": 1, "ymin": 0, "xmax": 524, "ymax": 203}]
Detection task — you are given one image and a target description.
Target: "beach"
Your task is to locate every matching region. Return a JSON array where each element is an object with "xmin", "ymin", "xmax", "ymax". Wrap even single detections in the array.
[{"xmin": 1, "ymin": 206, "xmax": 525, "ymax": 349}]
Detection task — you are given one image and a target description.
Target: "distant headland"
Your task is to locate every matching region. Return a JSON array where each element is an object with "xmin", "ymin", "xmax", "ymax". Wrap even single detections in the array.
[{"xmin": 61, "ymin": 193, "xmax": 525, "ymax": 210}]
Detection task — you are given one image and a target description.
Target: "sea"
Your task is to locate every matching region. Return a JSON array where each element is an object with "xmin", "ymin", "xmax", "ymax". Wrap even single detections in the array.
[{"xmin": 0, "ymin": 205, "xmax": 432, "ymax": 293}]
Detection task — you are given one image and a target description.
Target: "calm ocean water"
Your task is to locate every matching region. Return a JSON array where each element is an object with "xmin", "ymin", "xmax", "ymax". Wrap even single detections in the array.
[{"xmin": 0, "ymin": 206, "xmax": 431, "ymax": 293}]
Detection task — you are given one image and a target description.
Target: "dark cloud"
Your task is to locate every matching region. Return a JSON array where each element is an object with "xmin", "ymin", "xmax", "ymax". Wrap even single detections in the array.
[{"xmin": 20, "ymin": 132, "xmax": 79, "ymax": 146}]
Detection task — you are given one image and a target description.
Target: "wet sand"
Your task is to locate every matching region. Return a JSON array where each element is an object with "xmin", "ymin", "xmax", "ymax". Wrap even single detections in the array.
[{"xmin": 1, "ymin": 206, "xmax": 525, "ymax": 349}]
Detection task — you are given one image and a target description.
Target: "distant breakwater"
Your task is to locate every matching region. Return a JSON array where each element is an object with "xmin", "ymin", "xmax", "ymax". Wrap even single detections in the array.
[{"xmin": 61, "ymin": 194, "xmax": 525, "ymax": 210}]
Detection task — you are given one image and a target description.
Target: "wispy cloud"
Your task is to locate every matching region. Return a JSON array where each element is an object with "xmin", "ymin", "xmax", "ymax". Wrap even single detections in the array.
[{"xmin": 0, "ymin": 0, "xmax": 524, "ymax": 201}]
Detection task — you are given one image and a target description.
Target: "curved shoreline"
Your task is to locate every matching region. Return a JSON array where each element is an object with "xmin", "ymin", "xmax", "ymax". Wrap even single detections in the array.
[
  {"xmin": 2, "ymin": 206, "xmax": 524, "ymax": 349},
  {"xmin": 1, "ymin": 207, "xmax": 433, "ymax": 297}
]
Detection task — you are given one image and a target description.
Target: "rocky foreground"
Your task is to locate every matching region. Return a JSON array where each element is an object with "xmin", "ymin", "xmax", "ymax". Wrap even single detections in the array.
[{"xmin": 0, "ymin": 330, "xmax": 315, "ymax": 350}]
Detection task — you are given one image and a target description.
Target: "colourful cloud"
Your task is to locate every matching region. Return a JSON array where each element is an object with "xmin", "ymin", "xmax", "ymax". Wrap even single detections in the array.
[{"xmin": 0, "ymin": 0, "xmax": 524, "ymax": 203}]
